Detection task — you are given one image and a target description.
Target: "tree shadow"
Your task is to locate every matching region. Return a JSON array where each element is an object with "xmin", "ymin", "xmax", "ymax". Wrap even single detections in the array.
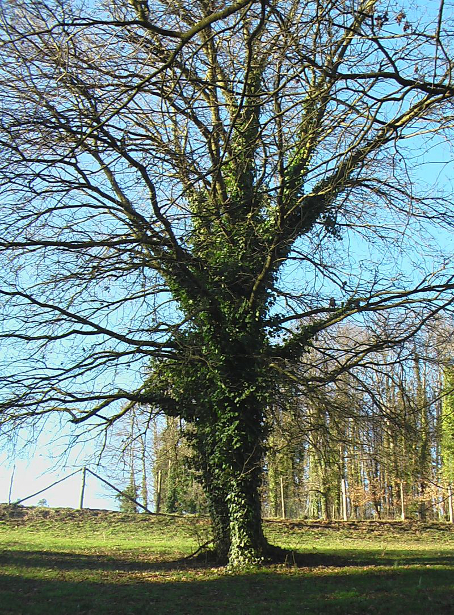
[
  {"xmin": 1, "ymin": 552, "xmax": 454, "ymax": 615},
  {"xmin": 2, "ymin": 543, "xmax": 454, "ymax": 574}
]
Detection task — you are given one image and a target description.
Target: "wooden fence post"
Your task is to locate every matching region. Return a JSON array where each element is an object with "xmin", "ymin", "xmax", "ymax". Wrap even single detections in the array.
[
  {"xmin": 79, "ymin": 467, "xmax": 87, "ymax": 510},
  {"xmin": 8, "ymin": 465, "xmax": 15, "ymax": 504}
]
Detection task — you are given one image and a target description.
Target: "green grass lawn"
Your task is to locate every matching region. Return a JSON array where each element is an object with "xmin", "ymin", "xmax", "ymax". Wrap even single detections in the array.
[{"xmin": 1, "ymin": 506, "xmax": 454, "ymax": 614}]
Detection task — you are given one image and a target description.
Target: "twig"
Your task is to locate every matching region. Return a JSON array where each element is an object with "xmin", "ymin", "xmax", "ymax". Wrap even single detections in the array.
[{"xmin": 183, "ymin": 539, "xmax": 214, "ymax": 560}]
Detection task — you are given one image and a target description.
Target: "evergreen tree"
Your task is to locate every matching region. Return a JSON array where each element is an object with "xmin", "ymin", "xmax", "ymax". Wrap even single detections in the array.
[{"xmin": 117, "ymin": 477, "xmax": 139, "ymax": 513}]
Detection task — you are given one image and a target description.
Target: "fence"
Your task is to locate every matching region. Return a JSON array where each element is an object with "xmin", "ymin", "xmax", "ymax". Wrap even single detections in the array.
[
  {"xmin": 10, "ymin": 467, "xmax": 157, "ymax": 514},
  {"xmin": 7, "ymin": 466, "xmax": 454, "ymax": 522}
]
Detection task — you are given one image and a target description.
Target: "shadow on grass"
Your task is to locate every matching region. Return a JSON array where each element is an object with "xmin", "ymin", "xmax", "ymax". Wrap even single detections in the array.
[
  {"xmin": 1, "ymin": 548, "xmax": 454, "ymax": 614},
  {"xmin": 2, "ymin": 544, "xmax": 454, "ymax": 573},
  {"xmin": 0, "ymin": 547, "xmax": 355, "ymax": 572}
]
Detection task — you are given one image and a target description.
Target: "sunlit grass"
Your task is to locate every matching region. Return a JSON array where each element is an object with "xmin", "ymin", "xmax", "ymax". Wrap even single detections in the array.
[{"xmin": 1, "ymin": 506, "xmax": 454, "ymax": 614}]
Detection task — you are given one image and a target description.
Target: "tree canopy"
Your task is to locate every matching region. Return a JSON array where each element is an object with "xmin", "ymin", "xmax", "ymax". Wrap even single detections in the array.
[{"xmin": 1, "ymin": 0, "xmax": 454, "ymax": 565}]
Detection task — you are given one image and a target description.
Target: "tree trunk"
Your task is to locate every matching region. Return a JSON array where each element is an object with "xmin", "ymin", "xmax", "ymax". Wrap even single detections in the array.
[
  {"xmin": 192, "ymin": 397, "xmax": 269, "ymax": 566},
  {"xmin": 205, "ymin": 481, "xmax": 231, "ymax": 561},
  {"xmin": 201, "ymin": 456, "xmax": 268, "ymax": 565},
  {"xmin": 227, "ymin": 478, "xmax": 267, "ymax": 566}
]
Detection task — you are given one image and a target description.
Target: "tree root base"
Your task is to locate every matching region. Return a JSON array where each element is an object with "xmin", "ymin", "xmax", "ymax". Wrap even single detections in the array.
[{"xmin": 186, "ymin": 542, "xmax": 350, "ymax": 569}]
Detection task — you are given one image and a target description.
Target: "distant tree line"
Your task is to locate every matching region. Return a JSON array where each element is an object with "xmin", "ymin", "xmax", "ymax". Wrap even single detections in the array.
[{"xmin": 107, "ymin": 319, "xmax": 454, "ymax": 521}]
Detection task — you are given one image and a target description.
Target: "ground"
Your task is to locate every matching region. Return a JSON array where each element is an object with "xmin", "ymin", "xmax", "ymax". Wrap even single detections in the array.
[{"xmin": 1, "ymin": 505, "xmax": 454, "ymax": 614}]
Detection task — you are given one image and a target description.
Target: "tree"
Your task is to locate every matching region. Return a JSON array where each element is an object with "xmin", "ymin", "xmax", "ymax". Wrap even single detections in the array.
[
  {"xmin": 441, "ymin": 367, "xmax": 454, "ymax": 483},
  {"xmin": 153, "ymin": 416, "xmax": 207, "ymax": 514},
  {"xmin": 1, "ymin": 0, "xmax": 454, "ymax": 565},
  {"xmin": 96, "ymin": 404, "xmax": 154, "ymax": 511},
  {"xmin": 117, "ymin": 477, "xmax": 139, "ymax": 513},
  {"xmin": 272, "ymin": 324, "xmax": 447, "ymax": 521}
]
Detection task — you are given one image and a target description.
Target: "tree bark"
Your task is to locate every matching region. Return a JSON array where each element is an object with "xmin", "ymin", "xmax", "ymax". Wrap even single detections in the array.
[{"xmin": 191, "ymin": 394, "xmax": 269, "ymax": 565}]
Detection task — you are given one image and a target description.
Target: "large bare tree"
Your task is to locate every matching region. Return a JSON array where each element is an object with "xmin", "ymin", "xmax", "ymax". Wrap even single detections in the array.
[{"xmin": 1, "ymin": 0, "xmax": 454, "ymax": 565}]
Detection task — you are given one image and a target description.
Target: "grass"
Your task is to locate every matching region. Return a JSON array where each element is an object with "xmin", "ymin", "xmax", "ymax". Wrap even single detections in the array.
[{"xmin": 1, "ymin": 506, "xmax": 454, "ymax": 614}]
